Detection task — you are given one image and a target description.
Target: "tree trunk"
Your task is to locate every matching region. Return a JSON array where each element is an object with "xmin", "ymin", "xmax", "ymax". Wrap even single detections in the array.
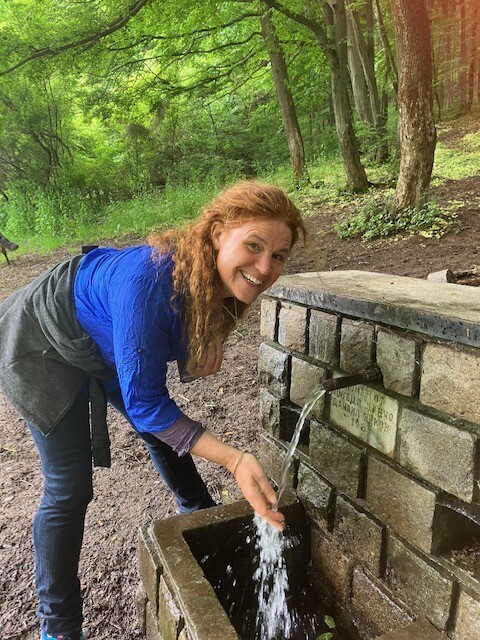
[
  {"xmin": 467, "ymin": 0, "xmax": 479, "ymax": 111},
  {"xmin": 374, "ymin": 0, "xmax": 398, "ymax": 93},
  {"xmin": 390, "ymin": 0, "xmax": 436, "ymax": 212},
  {"xmin": 325, "ymin": 0, "xmax": 369, "ymax": 192},
  {"xmin": 458, "ymin": 0, "xmax": 469, "ymax": 112},
  {"xmin": 260, "ymin": 8, "xmax": 308, "ymax": 181},
  {"xmin": 346, "ymin": 9, "xmax": 374, "ymax": 124},
  {"xmin": 437, "ymin": 0, "xmax": 457, "ymax": 113},
  {"xmin": 364, "ymin": 0, "xmax": 375, "ymax": 70},
  {"xmin": 346, "ymin": 0, "xmax": 389, "ymax": 161},
  {"xmin": 264, "ymin": 0, "xmax": 368, "ymax": 190}
]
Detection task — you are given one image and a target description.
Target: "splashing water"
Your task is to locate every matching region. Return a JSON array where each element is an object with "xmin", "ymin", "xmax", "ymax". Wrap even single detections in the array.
[
  {"xmin": 253, "ymin": 513, "xmax": 296, "ymax": 638},
  {"xmin": 276, "ymin": 385, "xmax": 326, "ymax": 505},
  {"xmin": 253, "ymin": 513, "xmax": 319, "ymax": 639}
]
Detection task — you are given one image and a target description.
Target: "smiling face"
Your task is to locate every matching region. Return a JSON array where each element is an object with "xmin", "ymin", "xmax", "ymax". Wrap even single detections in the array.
[{"xmin": 211, "ymin": 218, "xmax": 293, "ymax": 303}]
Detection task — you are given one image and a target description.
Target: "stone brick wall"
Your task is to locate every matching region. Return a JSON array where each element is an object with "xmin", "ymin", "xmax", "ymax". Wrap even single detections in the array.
[{"xmin": 259, "ymin": 271, "xmax": 480, "ymax": 640}]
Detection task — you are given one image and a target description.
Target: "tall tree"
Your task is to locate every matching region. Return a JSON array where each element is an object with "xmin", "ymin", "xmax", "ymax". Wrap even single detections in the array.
[
  {"xmin": 466, "ymin": 0, "xmax": 479, "ymax": 112},
  {"xmin": 390, "ymin": 0, "xmax": 436, "ymax": 212},
  {"xmin": 345, "ymin": 0, "xmax": 388, "ymax": 161},
  {"xmin": 260, "ymin": 7, "xmax": 308, "ymax": 181},
  {"xmin": 458, "ymin": 0, "xmax": 469, "ymax": 112},
  {"xmin": 265, "ymin": 0, "xmax": 369, "ymax": 192}
]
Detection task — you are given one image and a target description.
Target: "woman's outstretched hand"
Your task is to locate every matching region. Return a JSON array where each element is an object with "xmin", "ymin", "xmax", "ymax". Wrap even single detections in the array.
[
  {"xmin": 190, "ymin": 432, "xmax": 285, "ymax": 531},
  {"xmin": 228, "ymin": 451, "xmax": 285, "ymax": 532}
]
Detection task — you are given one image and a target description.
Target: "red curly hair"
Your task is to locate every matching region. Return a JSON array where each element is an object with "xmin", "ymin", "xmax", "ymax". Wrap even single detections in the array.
[{"xmin": 149, "ymin": 180, "xmax": 306, "ymax": 366}]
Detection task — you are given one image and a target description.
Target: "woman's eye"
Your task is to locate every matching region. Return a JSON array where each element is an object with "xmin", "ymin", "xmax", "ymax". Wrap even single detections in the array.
[
  {"xmin": 248, "ymin": 242, "xmax": 261, "ymax": 251},
  {"xmin": 273, "ymin": 254, "xmax": 286, "ymax": 263}
]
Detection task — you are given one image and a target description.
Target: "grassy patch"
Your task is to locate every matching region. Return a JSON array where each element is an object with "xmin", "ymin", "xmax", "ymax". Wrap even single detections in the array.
[
  {"xmin": 2, "ymin": 181, "xmax": 222, "ymax": 253},
  {"xmin": 432, "ymin": 126, "xmax": 480, "ymax": 184}
]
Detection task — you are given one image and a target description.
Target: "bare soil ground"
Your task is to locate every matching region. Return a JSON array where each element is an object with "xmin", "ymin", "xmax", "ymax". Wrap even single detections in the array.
[{"xmin": 1, "ymin": 116, "xmax": 479, "ymax": 639}]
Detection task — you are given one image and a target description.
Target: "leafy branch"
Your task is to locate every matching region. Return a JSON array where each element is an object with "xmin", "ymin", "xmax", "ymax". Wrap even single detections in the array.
[{"xmin": 0, "ymin": 0, "xmax": 152, "ymax": 77}]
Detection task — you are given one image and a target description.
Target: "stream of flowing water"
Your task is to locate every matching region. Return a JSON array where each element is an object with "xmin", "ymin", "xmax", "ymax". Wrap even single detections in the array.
[
  {"xmin": 276, "ymin": 385, "xmax": 326, "ymax": 504},
  {"xmin": 253, "ymin": 385, "xmax": 327, "ymax": 639}
]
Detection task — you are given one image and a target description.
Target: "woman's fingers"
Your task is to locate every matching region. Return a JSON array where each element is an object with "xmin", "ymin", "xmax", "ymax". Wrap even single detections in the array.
[{"xmin": 234, "ymin": 453, "xmax": 285, "ymax": 531}]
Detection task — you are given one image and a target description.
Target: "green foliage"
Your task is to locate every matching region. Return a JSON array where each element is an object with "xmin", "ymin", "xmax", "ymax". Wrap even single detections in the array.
[
  {"xmin": 0, "ymin": 179, "xmax": 223, "ymax": 253},
  {"xmin": 316, "ymin": 614, "xmax": 336, "ymax": 640},
  {"xmin": 1, "ymin": 0, "xmax": 471, "ymax": 254},
  {"xmin": 334, "ymin": 192, "xmax": 460, "ymax": 241}
]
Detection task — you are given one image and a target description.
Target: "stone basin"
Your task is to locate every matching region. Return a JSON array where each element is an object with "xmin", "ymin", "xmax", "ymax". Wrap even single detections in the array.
[{"xmin": 137, "ymin": 500, "xmax": 445, "ymax": 640}]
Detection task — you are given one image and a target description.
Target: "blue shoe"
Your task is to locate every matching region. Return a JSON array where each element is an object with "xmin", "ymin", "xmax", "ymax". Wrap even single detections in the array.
[{"xmin": 40, "ymin": 632, "xmax": 85, "ymax": 640}]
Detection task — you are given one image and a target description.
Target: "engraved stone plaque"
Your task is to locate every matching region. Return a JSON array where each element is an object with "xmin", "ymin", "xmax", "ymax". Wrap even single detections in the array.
[{"xmin": 329, "ymin": 385, "xmax": 399, "ymax": 456}]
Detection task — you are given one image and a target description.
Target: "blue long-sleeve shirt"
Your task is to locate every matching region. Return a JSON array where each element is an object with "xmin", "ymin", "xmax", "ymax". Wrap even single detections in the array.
[{"xmin": 74, "ymin": 246, "xmax": 189, "ymax": 435}]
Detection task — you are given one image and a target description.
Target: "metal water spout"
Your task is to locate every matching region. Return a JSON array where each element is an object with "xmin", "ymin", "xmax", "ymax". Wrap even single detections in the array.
[{"xmin": 322, "ymin": 366, "xmax": 382, "ymax": 392}]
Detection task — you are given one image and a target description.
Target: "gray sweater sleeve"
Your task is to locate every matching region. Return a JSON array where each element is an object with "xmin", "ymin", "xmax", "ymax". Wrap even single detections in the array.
[{"xmin": 152, "ymin": 414, "xmax": 205, "ymax": 456}]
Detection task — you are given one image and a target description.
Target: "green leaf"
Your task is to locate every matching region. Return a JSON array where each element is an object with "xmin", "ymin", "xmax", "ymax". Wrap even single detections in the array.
[
  {"xmin": 324, "ymin": 615, "xmax": 336, "ymax": 629},
  {"xmin": 316, "ymin": 633, "xmax": 334, "ymax": 640}
]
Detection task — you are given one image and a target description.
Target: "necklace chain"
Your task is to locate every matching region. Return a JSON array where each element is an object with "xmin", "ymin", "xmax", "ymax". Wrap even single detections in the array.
[{"xmin": 222, "ymin": 297, "xmax": 238, "ymax": 323}]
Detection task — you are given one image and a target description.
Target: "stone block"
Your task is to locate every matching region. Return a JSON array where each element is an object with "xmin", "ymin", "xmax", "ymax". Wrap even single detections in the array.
[
  {"xmin": 138, "ymin": 525, "xmax": 162, "ymax": 616},
  {"xmin": 376, "ymin": 330, "xmax": 419, "ymax": 397},
  {"xmin": 308, "ymin": 310, "xmax": 339, "ymax": 365},
  {"xmin": 334, "ymin": 496, "xmax": 384, "ymax": 577},
  {"xmin": 399, "ymin": 409, "xmax": 476, "ymax": 502},
  {"xmin": 259, "ymin": 387, "xmax": 280, "ymax": 437},
  {"xmin": 278, "ymin": 302, "xmax": 307, "ymax": 353},
  {"xmin": 375, "ymin": 619, "xmax": 446, "ymax": 640},
  {"xmin": 258, "ymin": 341, "xmax": 290, "ymax": 398},
  {"xmin": 309, "ymin": 420, "xmax": 365, "ymax": 499},
  {"xmin": 365, "ymin": 457, "xmax": 437, "ymax": 554},
  {"xmin": 455, "ymin": 590, "xmax": 480, "ymax": 639},
  {"xmin": 352, "ymin": 567, "xmax": 413, "ymax": 637},
  {"xmin": 158, "ymin": 575, "xmax": 183, "ymax": 640},
  {"xmin": 290, "ymin": 356, "xmax": 326, "ymax": 419},
  {"xmin": 135, "ymin": 586, "xmax": 147, "ymax": 635},
  {"xmin": 260, "ymin": 297, "xmax": 278, "ymax": 340},
  {"xmin": 386, "ymin": 535, "xmax": 454, "ymax": 630},
  {"xmin": 340, "ymin": 319, "xmax": 375, "ymax": 374},
  {"xmin": 145, "ymin": 601, "xmax": 162, "ymax": 640},
  {"xmin": 296, "ymin": 462, "xmax": 333, "ymax": 530},
  {"xmin": 259, "ymin": 432, "xmax": 295, "ymax": 501},
  {"xmin": 329, "ymin": 384, "xmax": 399, "ymax": 457},
  {"xmin": 421, "ymin": 343, "xmax": 480, "ymax": 425},
  {"xmin": 310, "ymin": 526, "xmax": 354, "ymax": 600}
]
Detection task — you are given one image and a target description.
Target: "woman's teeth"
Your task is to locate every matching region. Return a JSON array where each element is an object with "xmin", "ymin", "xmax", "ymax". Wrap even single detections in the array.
[{"xmin": 241, "ymin": 270, "xmax": 263, "ymax": 285}]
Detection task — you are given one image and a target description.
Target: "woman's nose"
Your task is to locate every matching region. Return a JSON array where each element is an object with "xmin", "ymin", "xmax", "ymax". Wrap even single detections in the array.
[{"xmin": 256, "ymin": 253, "xmax": 272, "ymax": 276}]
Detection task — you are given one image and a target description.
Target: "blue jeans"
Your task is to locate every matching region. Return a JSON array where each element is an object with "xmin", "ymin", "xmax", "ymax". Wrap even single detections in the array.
[{"xmin": 29, "ymin": 389, "xmax": 214, "ymax": 635}]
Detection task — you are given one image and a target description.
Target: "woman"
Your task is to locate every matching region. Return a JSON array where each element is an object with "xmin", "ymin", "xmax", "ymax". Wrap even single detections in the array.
[{"xmin": 0, "ymin": 180, "xmax": 306, "ymax": 640}]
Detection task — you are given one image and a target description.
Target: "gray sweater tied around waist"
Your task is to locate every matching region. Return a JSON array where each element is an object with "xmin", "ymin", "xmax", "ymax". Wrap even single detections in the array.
[{"xmin": 0, "ymin": 255, "xmax": 115, "ymax": 467}]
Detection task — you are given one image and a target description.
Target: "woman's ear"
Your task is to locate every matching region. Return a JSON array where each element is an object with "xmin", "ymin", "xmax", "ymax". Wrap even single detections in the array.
[{"xmin": 210, "ymin": 221, "xmax": 223, "ymax": 249}]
